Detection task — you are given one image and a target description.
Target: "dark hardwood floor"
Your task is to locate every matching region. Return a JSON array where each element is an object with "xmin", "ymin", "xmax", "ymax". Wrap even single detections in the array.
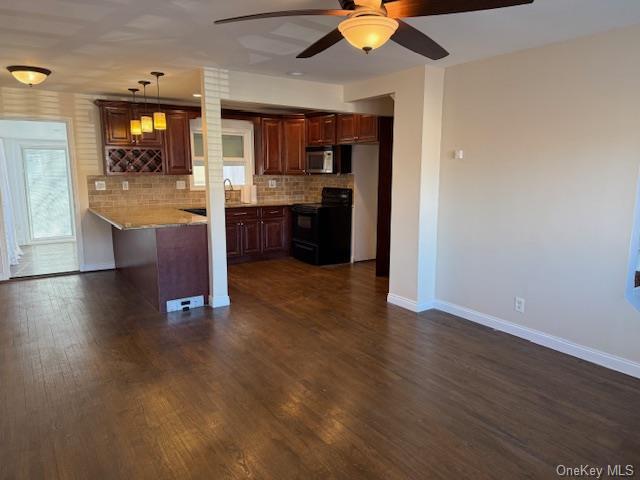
[{"xmin": 1, "ymin": 259, "xmax": 639, "ymax": 479}]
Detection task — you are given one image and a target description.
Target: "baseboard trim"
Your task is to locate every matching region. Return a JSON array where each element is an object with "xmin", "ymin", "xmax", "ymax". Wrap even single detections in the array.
[
  {"xmin": 433, "ymin": 300, "xmax": 640, "ymax": 380},
  {"xmin": 80, "ymin": 263, "xmax": 115, "ymax": 272},
  {"xmin": 209, "ymin": 295, "xmax": 231, "ymax": 309},
  {"xmin": 387, "ymin": 293, "xmax": 433, "ymax": 313}
]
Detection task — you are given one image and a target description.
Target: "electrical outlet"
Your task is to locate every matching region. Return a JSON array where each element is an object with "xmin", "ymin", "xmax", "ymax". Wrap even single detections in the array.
[
  {"xmin": 122, "ymin": 181, "xmax": 129, "ymax": 191},
  {"xmin": 176, "ymin": 180, "xmax": 186, "ymax": 190},
  {"xmin": 268, "ymin": 179, "xmax": 277, "ymax": 188},
  {"xmin": 95, "ymin": 181, "xmax": 106, "ymax": 191},
  {"xmin": 514, "ymin": 297, "xmax": 525, "ymax": 314}
]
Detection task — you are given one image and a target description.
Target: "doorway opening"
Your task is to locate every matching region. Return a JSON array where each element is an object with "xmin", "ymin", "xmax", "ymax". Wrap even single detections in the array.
[{"xmin": 0, "ymin": 120, "xmax": 79, "ymax": 278}]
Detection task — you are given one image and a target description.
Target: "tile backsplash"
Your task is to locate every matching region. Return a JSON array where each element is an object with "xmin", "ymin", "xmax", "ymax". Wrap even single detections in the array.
[
  {"xmin": 254, "ymin": 175, "xmax": 354, "ymax": 203},
  {"xmin": 88, "ymin": 175, "xmax": 206, "ymax": 209},
  {"xmin": 88, "ymin": 174, "xmax": 354, "ymax": 209}
]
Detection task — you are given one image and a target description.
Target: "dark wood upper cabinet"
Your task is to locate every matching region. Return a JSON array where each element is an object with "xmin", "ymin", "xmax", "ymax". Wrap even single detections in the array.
[
  {"xmin": 307, "ymin": 116, "xmax": 323, "ymax": 146},
  {"xmin": 337, "ymin": 114, "xmax": 358, "ymax": 144},
  {"xmin": 306, "ymin": 114, "xmax": 336, "ymax": 146},
  {"xmin": 357, "ymin": 114, "xmax": 379, "ymax": 143},
  {"xmin": 164, "ymin": 109, "xmax": 192, "ymax": 175},
  {"xmin": 96, "ymin": 100, "xmax": 200, "ymax": 175},
  {"xmin": 262, "ymin": 117, "xmax": 283, "ymax": 175},
  {"xmin": 337, "ymin": 113, "xmax": 379, "ymax": 144},
  {"xmin": 101, "ymin": 105, "xmax": 132, "ymax": 146},
  {"xmin": 283, "ymin": 118, "xmax": 306, "ymax": 175}
]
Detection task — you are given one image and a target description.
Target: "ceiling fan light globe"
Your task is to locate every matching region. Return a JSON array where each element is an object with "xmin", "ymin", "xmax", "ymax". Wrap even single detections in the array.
[{"xmin": 338, "ymin": 16, "xmax": 398, "ymax": 53}]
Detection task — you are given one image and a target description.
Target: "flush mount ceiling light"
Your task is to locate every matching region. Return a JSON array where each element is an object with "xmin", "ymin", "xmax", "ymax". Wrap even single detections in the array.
[
  {"xmin": 192, "ymin": 93, "xmax": 202, "ymax": 98},
  {"xmin": 215, "ymin": 0, "xmax": 534, "ymax": 60},
  {"xmin": 6, "ymin": 65, "xmax": 51, "ymax": 86}
]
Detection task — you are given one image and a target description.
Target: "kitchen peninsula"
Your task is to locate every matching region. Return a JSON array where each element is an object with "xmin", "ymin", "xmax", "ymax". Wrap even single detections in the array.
[
  {"xmin": 90, "ymin": 200, "xmax": 300, "ymax": 312},
  {"xmin": 91, "ymin": 207, "xmax": 209, "ymax": 313}
]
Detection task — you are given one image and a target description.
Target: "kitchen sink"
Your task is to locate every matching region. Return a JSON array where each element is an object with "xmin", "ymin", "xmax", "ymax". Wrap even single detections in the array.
[{"xmin": 181, "ymin": 208, "xmax": 207, "ymax": 217}]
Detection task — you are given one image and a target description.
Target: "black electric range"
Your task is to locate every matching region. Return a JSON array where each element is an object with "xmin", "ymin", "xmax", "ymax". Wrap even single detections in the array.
[{"xmin": 291, "ymin": 187, "xmax": 353, "ymax": 266}]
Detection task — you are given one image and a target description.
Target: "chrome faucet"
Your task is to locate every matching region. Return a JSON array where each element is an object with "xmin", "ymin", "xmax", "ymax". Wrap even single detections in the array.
[{"xmin": 224, "ymin": 178, "xmax": 234, "ymax": 201}]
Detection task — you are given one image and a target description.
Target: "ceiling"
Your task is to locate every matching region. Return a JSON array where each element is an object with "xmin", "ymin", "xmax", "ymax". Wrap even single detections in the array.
[{"xmin": 1, "ymin": 0, "xmax": 640, "ymax": 101}]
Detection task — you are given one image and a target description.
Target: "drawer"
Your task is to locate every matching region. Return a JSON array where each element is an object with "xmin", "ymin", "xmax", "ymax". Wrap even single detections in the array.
[
  {"xmin": 261, "ymin": 206, "xmax": 287, "ymax": 218},
  {"xmin": 292, "ymin": 240, "xmax": 320, "ymax": 265},
  {"xmin": 225, "ymin": 207, "xmax": 259, "ymax": 222}
]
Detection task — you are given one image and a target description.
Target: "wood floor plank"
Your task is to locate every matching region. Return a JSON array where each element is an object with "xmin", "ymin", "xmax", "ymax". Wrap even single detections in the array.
[{"xmin": 0, "ymin": 259, "xmax": 638, "ymax": 479}]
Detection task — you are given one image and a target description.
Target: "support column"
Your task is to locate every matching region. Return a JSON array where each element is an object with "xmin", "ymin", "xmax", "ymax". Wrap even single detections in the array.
[{"xmin": 201, "ymin": 68, "xmax": 230, "ymax": 308}]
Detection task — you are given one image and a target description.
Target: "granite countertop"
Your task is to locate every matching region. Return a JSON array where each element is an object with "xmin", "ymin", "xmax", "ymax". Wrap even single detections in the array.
[
  {"xmin": 89, "ymin": 207, "xmax": 207, "ymax": 231},
  {"xmin": 224, "ymin": 200, "xmax": 309, "ymax": 209},
  {"xmin": 90, "ymin": 201, "xmax": 308, "ymax": 230}
]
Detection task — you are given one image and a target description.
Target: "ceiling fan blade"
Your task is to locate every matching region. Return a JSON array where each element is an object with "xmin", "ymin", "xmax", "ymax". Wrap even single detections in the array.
[
  {"xmin": 215, "ymin": 9, "xmax": 350, "ymax": 24},
  {"xmin": 297, "ymin": 28, "xmax": 344, "ymax": 59},
  {"xmin": 385, "ymin": 0, "xmax": 534, "ymax": 18},
  {"xmin": 338, "ymin": 0, "xmax": 357, "ymax": 9},
  {"xmin": 392, "ymin": 20, "xmax": 448, "ymax": 60}
]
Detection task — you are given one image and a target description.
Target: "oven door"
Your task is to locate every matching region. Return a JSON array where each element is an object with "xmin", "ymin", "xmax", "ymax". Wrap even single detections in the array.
[{"xmin": 292, "ymin": 208, "xmax": 319, "ymax": 244}]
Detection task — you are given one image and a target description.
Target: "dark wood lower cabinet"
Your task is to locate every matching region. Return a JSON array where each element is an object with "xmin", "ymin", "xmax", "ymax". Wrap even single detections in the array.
[
  {"xmin": 242, "ymin": 220, "xmax": 262, "ymax": 255},
  {"xmin": 225, "ymin": 222, "xmax": 242, "ymax": 258},
  {"xmin": 262, "ymin": 218, "xmax": 286, "ymax": 252},
  {"xmin": 226, "ymin": 206, "xmax": 291, "ymax": 264}
]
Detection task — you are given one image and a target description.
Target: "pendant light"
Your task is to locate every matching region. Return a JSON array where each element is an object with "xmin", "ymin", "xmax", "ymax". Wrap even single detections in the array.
[
  {"xmin": 138, "ymin": 80, "xmax": 154, "ymax": 133},
  {"xmin": 128, "ymin": 88, "xmax": 142, "ymax": 136},
  {"xmin": 150, "ymin": 72, "xmax": 166, "ymax": 131}
]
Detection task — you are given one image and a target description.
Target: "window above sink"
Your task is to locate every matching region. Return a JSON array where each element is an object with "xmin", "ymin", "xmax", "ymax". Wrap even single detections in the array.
[{"xmin": 190, "ymin": 118, "xmax": 255, "ymax": 191}]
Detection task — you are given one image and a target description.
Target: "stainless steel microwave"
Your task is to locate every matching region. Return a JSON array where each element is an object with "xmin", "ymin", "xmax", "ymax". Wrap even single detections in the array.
[{"xmin": 306, "ymin": 146, "xmax": 334, "ymax": 174}]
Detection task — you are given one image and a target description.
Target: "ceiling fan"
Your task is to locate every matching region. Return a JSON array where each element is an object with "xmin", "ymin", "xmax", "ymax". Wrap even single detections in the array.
[{"xmin": 215, "ymin": 0, "xmax": 534, "ymax": 60}]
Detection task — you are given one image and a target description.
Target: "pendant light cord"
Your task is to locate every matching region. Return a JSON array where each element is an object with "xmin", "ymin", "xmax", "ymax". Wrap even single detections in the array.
[{"xmin": 156, "ymin": 75, "xmax": 160, "ymax": 107}]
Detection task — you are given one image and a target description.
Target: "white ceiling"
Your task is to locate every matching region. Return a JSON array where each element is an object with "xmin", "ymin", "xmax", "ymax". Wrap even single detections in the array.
[{"xmin": 1, "ymin": 0, "xmax": 640, "ymax": 101}]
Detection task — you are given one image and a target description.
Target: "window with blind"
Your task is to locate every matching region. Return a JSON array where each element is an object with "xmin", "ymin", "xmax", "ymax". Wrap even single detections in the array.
[
  {"xmin": 190, "ymin": 120, "xmax": 254, "ymax": 189},
  {"xmin": 22, "ymin": 148, "xmax": 74, "ymax": 240}
]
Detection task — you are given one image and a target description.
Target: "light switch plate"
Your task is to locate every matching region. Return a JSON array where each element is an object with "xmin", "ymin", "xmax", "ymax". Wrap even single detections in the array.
[
  {"xmin": 268, "ymin": 179, "xmax": 277, "ymax": 188},
  {"xmin": 122, "ymin": 181, "xmax": 129, "ymax": 191},
  {"xmin": 176, "ymin": 180, "xmax": 186, "ymax": 190},
  {"xmin": 95, "ymin": 181, "xmax": 106, "ymax": 191}
]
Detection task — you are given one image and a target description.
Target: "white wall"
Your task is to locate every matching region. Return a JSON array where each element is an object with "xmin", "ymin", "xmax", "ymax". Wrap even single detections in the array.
[
  {"xmin": 345, "ymin": 66, "xmax": 445, "ymax": 311},
  {"xmin": 352, "ymin": 145, "xmax": 379, "ymax": 262},
  {"xmin": 227, "ymin": 69, "xmax": 394, "ymax": 115},
  {"xmin": 437, "ymin": 25, "xmax": 640, "ymax": 366},
  {"xmin": 0, "ymin": 87, "xmax": 115, "ymax": 274}
]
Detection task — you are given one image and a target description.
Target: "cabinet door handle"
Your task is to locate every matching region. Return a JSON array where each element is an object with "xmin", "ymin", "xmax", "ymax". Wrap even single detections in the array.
[
  {"xmin": 268, "ymin": 210, "xmax": 280, "ymax": 214},
  {"xmin": 232, "ymin": 212, "xmax": 248, "ymax": 216}
]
